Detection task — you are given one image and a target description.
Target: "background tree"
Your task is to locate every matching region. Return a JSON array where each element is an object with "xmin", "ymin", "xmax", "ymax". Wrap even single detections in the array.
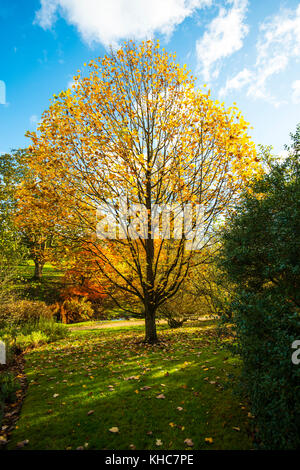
[
  {"xmin": 26, "ymin": 40, "xmax": 262, "ymax": 343},
  {"xmin": 60, "ymin": 243, "xmax": 132, "ymax": 317},
  {"xmin": 0, "ymin": 150, "xmax": 29, "ymax": 299},
  {"xmin": 0, "ymin": 149, "xmax": 59, "ymax": 280},
  {"xmin": 0, "ymin": 149, "xmax": 28, "ymax": 253},
  {"xmin": 14, "ymin": 178, "xmax": 60, "ymax": 280},
  {"xmin": 192, "ymin": 252, "xmax": 234, "ymax": 321}
]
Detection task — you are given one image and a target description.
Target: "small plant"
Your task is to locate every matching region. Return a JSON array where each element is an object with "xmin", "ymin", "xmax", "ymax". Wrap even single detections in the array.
[
  {"xmin": 37, "ymin": 317, "xmax": 68, "ymax": 341},
  {"xmin": 0, "ymin": 308, "xmax": 68, "ymax": 353},
  {"xmin": 60, "ymin": 297, "xmax": 94, "ymax": 324},
  {"xmin": 157, "ymin": 288, "xmax": 197, "ymax": 328},
  {"xmin": 15, "ymin": 331, "xmax": 49, "ymax": 350}
]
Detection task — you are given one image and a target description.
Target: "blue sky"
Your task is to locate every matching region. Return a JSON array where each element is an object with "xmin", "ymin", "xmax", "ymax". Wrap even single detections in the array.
[{"xmin": 1, "ymin": 0, "xmax": 300, "ymax": 156}]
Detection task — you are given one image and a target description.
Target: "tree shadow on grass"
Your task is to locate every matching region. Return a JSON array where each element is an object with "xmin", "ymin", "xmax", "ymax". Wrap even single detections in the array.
[{"xmin": 8, "ymin": 327, "xmax": 251, "ymax": 451}]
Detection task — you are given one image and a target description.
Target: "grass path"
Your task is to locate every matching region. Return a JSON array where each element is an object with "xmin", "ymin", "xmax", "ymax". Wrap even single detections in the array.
[
  {"xmin": 8, "ymin": 321, "xmax": 254, "ymax": 450},
  {"xmin": 68, "ymin": 319, "xmax": 147, "ymax": 330}
]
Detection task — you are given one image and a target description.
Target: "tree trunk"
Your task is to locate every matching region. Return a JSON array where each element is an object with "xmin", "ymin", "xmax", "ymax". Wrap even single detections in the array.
[
  {"xmin": 144, "ymin": 303, "xmax": 158, "ymax": 343},
  {"xmin": 33, "ymin": 260, "xmax": 44, "ymax": 280},
  {"xmin": 143, "ymin": 142, "xmax": 157, "ymax": 343}
]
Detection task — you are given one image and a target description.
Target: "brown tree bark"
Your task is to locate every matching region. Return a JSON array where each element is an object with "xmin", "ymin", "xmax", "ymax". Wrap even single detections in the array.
[
  {"xmin": 143, "ymin": 163, "xmax": 158, "ymax": 343},
  {"xmin": 33, "ymin": 260, "xmax": 44, "ymax": 280},
  {"xmin": 144, "ymin": 302, "xmax": 158, "ymax": 343}
]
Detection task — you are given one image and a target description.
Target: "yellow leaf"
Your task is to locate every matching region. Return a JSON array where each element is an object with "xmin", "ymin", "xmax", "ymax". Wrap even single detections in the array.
[
  {"xmin": 184, "ymin": 438, "xmax": 194, "ymax": 447},
  {"xmin": 205, "ymin": 437, "xmax": 213, "ymax": 444},
  {"xmin": 109, "ymin": 427, "xmax": 119, "ymax": 433}
]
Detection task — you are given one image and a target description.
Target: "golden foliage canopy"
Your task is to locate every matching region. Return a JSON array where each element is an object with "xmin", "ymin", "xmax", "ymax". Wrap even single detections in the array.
[{"xmin": 25, "ymin": 40, "xmax": 263, "ymax": 340}]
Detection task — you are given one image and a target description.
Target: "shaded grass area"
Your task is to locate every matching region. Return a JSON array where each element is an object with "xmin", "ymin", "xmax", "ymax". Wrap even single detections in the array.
[
  {"xmin": 13, "ymin": 262, "xmax": 63, "ymax": 304},
  {"xmin": 8, "ymin": 321, "xmax": 253, "ymax": 450}
]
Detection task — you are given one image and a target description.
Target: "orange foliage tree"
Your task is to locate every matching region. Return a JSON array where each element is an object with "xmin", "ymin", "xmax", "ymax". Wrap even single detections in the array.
[
  {"xmin": 26, "ymin": 40, "xmax": 262, "ymax": 342},
  {"xmin": 61, "ymin": 245, "xmax": 122, "ymax": 307}
]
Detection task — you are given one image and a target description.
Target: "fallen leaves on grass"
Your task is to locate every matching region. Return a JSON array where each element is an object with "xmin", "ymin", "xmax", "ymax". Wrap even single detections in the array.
[
  {"xmin": 109, "ymin": 427, "xmax": 119, "ymax": 433},
  {"xmin": 0, "ymin": 436, "xmax": 7, "ymax": 446},
  {"xmin": 184, "ymin": 438, "xmax": 194, "ymax": 447},
  {"xmin": 205, "ymin": 437, "xmax": 213, "ymax": 444},
  {"xmin": 9, "ymin": 322, "xmax": 248, "ymax": 451},
  {"xmin": 16, "ymin": 439, "xmax": 29, "ymax": 448}
]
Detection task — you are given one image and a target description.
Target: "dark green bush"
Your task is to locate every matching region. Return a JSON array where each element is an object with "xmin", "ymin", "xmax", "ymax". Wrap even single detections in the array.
[
  {"xmin": 0, "ymin": 371, "xmax": 17, "ymax": 404},
  {"xmin": 220, "ymin": 129, "xmax": 300, "ymax": 449},
  {"xmin": 0, "ymin": 371, "xmax": 18, "ymax": 427},
  {"xmin": 230, "ymin": 291, "xmax": 300, "ymax": 449},
  {"xmin": 0, "ymin": 299, "xmax": 53, "ymax": 329}
]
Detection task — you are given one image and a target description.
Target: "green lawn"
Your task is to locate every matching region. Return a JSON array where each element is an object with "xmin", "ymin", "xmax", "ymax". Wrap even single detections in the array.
[
  {"xmin": 16, "ymin": 261, "xmax": 63, "ymax": 280},
  {"xmin": 8, "ymin": 320, "xmax": 253, "ymax": 450}
]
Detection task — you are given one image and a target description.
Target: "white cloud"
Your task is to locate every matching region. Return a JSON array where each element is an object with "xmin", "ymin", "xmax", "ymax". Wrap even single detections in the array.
[
  {"xmin": 219, "ymin": 67, "xmax": 252, "ymax": 96},
  {"xmin": 35, "ymin": 0, "xmax": 58, "ymax": 29},
  {"xmin": 35, "ymin": 0, "xmax": 212, "ymax": 46},
  {"xmin": 246, "ymin": 55, "xmax": 288, "ymax": 104},
  {"xmin": 292, "ymin": 80, "xmax": 300, "ymax": 104},
  {"xmin": 221, "ymin": 5, "xmax": 300, "ymax": 106},
  {"xmin": 196, "ymin": 0, "xmax": 249, "ymax": 81},
  {"xmin": 256, "ymin": 7, "xmax": 300, "ymax": 65},
  {"xmin": 30, "ymin": 115, "xmax": 39, "ymax": 125}
]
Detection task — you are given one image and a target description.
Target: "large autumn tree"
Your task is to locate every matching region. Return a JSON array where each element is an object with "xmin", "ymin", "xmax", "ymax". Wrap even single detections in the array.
[{"xmin": 26, "ymin": 40, "xmax": 262, "ymax": 342}]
